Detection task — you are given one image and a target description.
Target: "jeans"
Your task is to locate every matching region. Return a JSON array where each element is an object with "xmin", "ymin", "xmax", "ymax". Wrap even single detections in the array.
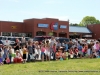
[{"xmin": 27, "ymin": 53, "xmax": 32, "ymax": 62}]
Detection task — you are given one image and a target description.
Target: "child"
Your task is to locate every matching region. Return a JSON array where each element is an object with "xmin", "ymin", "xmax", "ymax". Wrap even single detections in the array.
[
  {"xmin": 52, "ymin": 43, "xmax": 56, "ymax": 60},
  {"xmin": 82, "ymin": 44, "xmax": 88, "ymax": 57},
  {"xmin": 45, "ymin": 43, "xmax": 50, "ymax": 61},
  {"xmin": 69, "ymin": 48, "xmax": 74, "ymax": 59},
  {"xmin": 55, "ymin": 50, "xmax": 63, "ymax": 60},
  {"xmin": 59, "ymin": 50, "xmax": 63, "ymax": 61},
  {"xmin": 6, "ymin": 56, "xmax": 10, "ymax": 64},
  {"xmin": 41, "ymin": 44, "xmax": 46, "ymax": 61},
  {"xmin": 8, "ymin": 46, "xmax": 13, "ymax": 63},
  {"xmin": 13, "ymin": 50, "xmax": 22, "ymax": 63},
  {"xmin": 62, "ymin": 51, "xmax": 67, "ymax": 60},
  {"xmin": 78, "ymin": 44, "xmax": 83, "ymax": 58},
  {"xmin": 74, "ymin": 47, "xmax": 79, "ymax": 58},
  {"xmin": 86, "ymin": 44, "xmax": 91, "ymax": 58},
  {"xmin": 22, "ymin": 45, "xmax": 27, "ymax": 63},
  {"xmin": 0, "ymin": 53, "xmax": 3, "ymax": 65}
]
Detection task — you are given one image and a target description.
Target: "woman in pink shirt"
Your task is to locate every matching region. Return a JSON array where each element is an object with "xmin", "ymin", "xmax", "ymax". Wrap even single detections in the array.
[{"xmin": 95, "ymin": 42, "xmax": 99, "ymax": 51}]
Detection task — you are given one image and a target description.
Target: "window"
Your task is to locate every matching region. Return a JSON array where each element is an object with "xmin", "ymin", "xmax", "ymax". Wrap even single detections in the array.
[
  {"xmin": 12, "ymin": 33, "xmax": 18, "ymax": 37},
  {"xmin": 2, "ymin": 32, "xmax": 11, "ymax": 36},
  {"xmin": 26, "ymin": 33, "xmax": 32, "ymax": 37}
]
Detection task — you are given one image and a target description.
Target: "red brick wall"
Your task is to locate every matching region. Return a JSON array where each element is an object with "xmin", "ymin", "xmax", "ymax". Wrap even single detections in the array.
[
  {"xmin": 0, "ymin": 18, "xmax": 69, "ymax": 38},
  {"xmin": 24, "ymin": 18, "xmax": 69, "ymax": 38},
  {"xmin": 0, "ymin": 21, "xmax": 24, "ymax": 35},
  {"xmin": 87, "ymin": 24, "xmax": 100, "ymax": 39}
]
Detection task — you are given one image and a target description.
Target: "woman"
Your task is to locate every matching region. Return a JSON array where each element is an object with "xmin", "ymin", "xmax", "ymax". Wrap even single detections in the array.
[
  {"xmin": 34, "ymin": 41, "xmax": 41, "ymax": 60},
  {"xmin": 45, "ymin": 42, "xmax": 50, "ymax": 61},
  {"xmin": 52, "ymin": 43, "xmax": 57, "ymax": 60},
  {"xmin": 3, "ymin": 46, "xmax": 8, "ymax": 63},
  {"xmin": 8, "ymin": 46, "xmax": 13, "ymax": 63}
]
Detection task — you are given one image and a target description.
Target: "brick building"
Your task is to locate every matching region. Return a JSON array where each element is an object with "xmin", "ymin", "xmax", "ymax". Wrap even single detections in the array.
[
  {"xmin": 0, "ymin": 18, "xmax": 100, "ymax": 39},
  {"xmin": 0, "ymin": 18, "xmax": 69, "ymax": 38}
]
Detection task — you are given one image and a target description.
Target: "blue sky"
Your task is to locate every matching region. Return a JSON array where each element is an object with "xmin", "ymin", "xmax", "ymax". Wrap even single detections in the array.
[{"xmin": 0, "ymin": 0, "xmax": 100, "ymax": 23}]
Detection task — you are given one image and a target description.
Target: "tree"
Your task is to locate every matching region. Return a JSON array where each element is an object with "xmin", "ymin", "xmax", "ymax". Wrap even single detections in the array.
[
  {"xmin": 80, "ymin": 16, "xmax": 100, "ymax": 26},
  {"xmin": 69, "ymin": 23, "xmax": 79, "ymax": 26}
]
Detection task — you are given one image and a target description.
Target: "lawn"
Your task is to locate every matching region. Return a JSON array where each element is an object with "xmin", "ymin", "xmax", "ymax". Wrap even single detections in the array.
[{"xmin": 0, "ymin": 59, "xmax": 100, "ymax": 75}]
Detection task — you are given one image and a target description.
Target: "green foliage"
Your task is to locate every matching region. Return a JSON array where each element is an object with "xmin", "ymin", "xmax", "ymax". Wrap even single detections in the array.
[
  {"xmin": 69, "ymin": 23, "xmax": 79, "ymax": 26},
  {"xmin": 80, "ymin": 16, "xmax": 100, "ymax": 26}
]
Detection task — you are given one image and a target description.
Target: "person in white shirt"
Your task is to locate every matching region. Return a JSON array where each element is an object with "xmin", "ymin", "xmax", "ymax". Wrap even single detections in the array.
[{"xmin": 21, "ymin": 36, "xmax": 26, "ymax": 46}]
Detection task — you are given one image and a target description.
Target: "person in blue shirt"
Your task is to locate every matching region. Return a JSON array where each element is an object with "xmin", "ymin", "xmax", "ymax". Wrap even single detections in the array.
[
  {"xmin": 65, "ymin": 41, "xmax": 68, "ymax": 52},
  {"xmin": 78, "ymin": 43, "xmax": 83, "ymax": 58}
]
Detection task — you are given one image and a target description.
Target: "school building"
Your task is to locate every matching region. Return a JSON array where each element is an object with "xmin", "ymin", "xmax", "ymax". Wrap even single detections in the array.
[{"xmin": 0, "ymin": 18, "xmax": 100, "ymax": 39}]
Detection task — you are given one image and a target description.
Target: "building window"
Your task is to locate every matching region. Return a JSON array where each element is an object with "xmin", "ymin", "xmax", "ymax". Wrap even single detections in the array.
[
  {"xmin": 26, "ymin": 33, "xmax": 32, "ymax": 37},
  {"xmin": 12, "ymin": 33, "xmax": 18, "ymax": 37},
  {"xmin": 2, "ymin": 32, "xmax": 11, "ymax": 36},
  {"xmin": 69, "ymin": 34, "xmax": 80, "ymax": 39},
  {"xmin": 2, "ymin": 32, "xmax": 32, "ymax": 37}
]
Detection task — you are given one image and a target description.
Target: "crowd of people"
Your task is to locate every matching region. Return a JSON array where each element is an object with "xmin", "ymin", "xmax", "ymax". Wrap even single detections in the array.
[{"xmin": 0, "ymin": 36, "xmax": 100, "ymax": 65}]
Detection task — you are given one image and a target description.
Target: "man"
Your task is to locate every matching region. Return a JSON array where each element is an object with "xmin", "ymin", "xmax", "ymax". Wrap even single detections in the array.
[
  {"xmin": 21, "ymin": 36, "xmax": 26, "ymax": 46},
  {"xmin": 14, "ymin": 38, "xmax": 20, "ymax": 51},
  {"xmin": 49, "ymin": 36, "xmax": 57, "ymax": 60},
  {"xmin": 27, "ymin": 41, "xmax": 34, "ymax": 62}
]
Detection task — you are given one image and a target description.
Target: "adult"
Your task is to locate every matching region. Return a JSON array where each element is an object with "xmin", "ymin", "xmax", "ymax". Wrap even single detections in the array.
[
  {"xmin": 56, "ymin": 40, "xmax": 61, "ymax": 51},
  {"xmin": 34, "ymin": 41, "xmax": 41, "ymax": 60},
  {"xmin": 21, "ymin": 36, "xmax": 26, "ymax": 46},
  {"xmin": 49, "ymin": 36, "xmax": 57, "ymax": 59},
  {"xmin": 68, "ymin": 39, "xmax": 73, "ymax": 49},
  {"xmin": 14, "ymin": 38, "xmax": 20, "ymax": 51},
  {"xmin": 27, "ymin": 41, "xmax": 34, "ymax": 62}
]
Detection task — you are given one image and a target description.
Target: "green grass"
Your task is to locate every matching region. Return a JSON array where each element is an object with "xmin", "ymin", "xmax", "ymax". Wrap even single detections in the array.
[{"xmin": 0, "ymin": 59, "xmax": 100, "ymax": 75}]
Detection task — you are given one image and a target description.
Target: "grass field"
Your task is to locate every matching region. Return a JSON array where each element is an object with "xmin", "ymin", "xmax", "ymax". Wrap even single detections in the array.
[{"xmin": 0, "ymin": 59, "xmax": 100, "ymax": 75}]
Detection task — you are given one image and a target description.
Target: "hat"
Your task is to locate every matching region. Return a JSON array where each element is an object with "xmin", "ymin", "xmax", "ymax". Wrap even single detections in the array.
[{"xmin": 16, "ymin": 50, "xmax": 19, "ymax": 53}]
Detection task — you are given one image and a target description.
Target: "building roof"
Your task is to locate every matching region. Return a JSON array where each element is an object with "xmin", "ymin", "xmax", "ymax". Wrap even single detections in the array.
[{"xmin": 69, "ymin": 26, "xmax": 92, "ymax": 33}]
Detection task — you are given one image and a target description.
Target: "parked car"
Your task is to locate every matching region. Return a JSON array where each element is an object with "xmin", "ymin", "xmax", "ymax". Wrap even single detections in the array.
[
  {"xmin": 56, "ymin": 37, "xmax": 69, "ymax": 43},
  {"xmin": 0, "ymin": 40, "xmax": 3, "ymax": 46},
  {"xmin": 0, "ymin": 36, "xmax": 30, "ymax": 46}
]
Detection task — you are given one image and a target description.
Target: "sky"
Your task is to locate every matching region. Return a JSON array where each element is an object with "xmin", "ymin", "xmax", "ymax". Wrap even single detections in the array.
[{"xmin": 0, "ymin": 0, "xmax": 100, "ymax": 24}]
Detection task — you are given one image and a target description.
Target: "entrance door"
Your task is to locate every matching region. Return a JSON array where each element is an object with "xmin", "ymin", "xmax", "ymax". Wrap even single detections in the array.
[
  {"xmin": 59, "ymin": 32, "xmax": 67, "ymax": 37},
  {"xmin": 36, "ymin": 31, "xmax": 46, "ymax": 36}
]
